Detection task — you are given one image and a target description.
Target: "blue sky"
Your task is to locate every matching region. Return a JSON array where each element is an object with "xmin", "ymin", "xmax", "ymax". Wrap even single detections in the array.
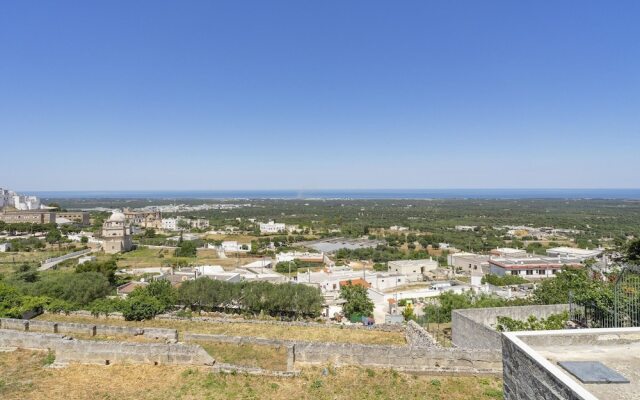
[{"xmin": 1, "ymin": 1, "xmax": 639, "ymax": 191}]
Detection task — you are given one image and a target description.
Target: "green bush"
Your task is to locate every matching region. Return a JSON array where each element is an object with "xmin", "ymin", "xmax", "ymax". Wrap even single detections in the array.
[
  {"xmin": 45, "ymin": 299, "xmax": 77, "ymax": 315},
  {"xmin": 496, "ymin": 312, "xmax": 568, "ymax": 332},
  {"xmin": 121, "ymin": 295, "xmax": 164, "ymax": 321},
  {"xmin": 481, "ymin": 274, "xmax": 527, "ymax": 286}
]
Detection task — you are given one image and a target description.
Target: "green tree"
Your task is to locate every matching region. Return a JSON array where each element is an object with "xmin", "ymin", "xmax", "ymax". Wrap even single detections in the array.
[
  {"xmin": 75, "ymin": 259, "xmax": 118, "ymax": 284},
  {"xmin": 340, "ymin": 283, "xmax": 374, "ymax": 319},
  {"xmin": 175, "ymin": 240, "xmax": 198, "ymax": 257},
  {"xmin": 130, "ymin": 280, "xmax": 176, "ymax": 310},
  {"xmin": 533, "ymin": 268, "xmax": 612, "ymax": 307},
  {"xmin": 143, "ymin": 228, "xmax": 156, "ymax": 238},
  {"xmin": 13, "ymin": 263, "xmax": 40, "ymax": 283},
  {"xmin": 30, "ymin": 272, "xmax": 111, "ymax": 306},
  {"xmin": 626, "ymin": 239, "xmax": 640, "ymax": 264},
  {"xmin": 402, "ymin": 303, "xmax": 415, "ymax": 321},
  {"xmin": 45, "ymin": 229, "xmax": 62, "ymax": 244},
  {"xmin": 121, "ymin": 295, "xmax": 163, "ymax": 321}
]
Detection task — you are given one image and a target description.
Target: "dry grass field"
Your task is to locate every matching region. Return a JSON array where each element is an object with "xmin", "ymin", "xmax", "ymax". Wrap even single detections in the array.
[
  {"xmin": 0, "ymin": 250, "xmax": 67, "ymax": 274},
  {"xmin": 35, "ymin": 314, "xmax": 407, "ymax": 345},
  {"xmin": 195, "ymin": 341, "xmax": 289, "ymax": 371},
  {"xmin": 113, "ymin": 246, "xmax": 264, "ymax": 270},
  {"xmin": 0, "ymin": 349, "xmax": 504, "ymax": 400}
]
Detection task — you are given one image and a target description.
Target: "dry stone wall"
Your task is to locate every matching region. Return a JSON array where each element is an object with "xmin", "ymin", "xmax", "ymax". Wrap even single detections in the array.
[
  {"xmin": 1, "ymin": 317, "xmax": 500, "ymax": 374},
  {"xmin": 405, "ymin": 320, "xmax": 437, "ymax": 347},
  {"xmin": 0, "ymin": 329, "xmax": 213, "ymax": 366},
  {"xmin": 0, "ymin": 318, "xmax": 177, "ymax": 341},
  {"xmin": 155, "ymin": 313, "xmax": 405, "ymax": 333},
  {"xmin": 183, "ymin": 331, "xmax": 501, "ymax": 375}
]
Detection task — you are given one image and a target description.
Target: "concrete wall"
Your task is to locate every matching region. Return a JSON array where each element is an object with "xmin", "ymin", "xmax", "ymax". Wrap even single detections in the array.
[
  {"xmin": 451, "ymin": 304, "xmax": 569, "ymax": 350},
  {"xmin": 0, "ymin": 329, "xmax": 213, "ymax": 366},
  {"xmin": 502, "ymin": 333, "xmax": 591, "ymax": 400}
]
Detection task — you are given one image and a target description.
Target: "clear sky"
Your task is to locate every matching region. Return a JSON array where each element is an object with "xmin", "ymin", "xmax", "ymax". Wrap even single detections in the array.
[{"xmin": 1, "ymin": 1, "xmax": 639, "ymax": 191}]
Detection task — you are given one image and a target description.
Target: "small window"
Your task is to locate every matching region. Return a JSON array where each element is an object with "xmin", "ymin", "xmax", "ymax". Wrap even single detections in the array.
[
  {"xmin": 511, "ymin": 271, "xmax": 518, "ymax": 276},
  {"xmin": 538, "ymin": 269, "xmax": 545, "ymax": 275},
  {"xmin": 526, "ymin": 270, "xmax": 533, "ymax": 275}
]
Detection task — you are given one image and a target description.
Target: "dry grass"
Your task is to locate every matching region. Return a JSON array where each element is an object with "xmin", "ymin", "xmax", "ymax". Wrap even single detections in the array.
[
  {"xmin": 114, "ymin": 246, "xmax": 263, "ymax": 270},
  {"xmin": 0, "ymin": 349, "xmax": 503, "ymax": 400},
  {"xmin": 35, "ymin": 314, "xmax": 407, "ymax": 345},
  {"xmin": 203, "ymin": 233, "xmax": 260, "ymax": 242},
  {"xmin": 195, "ymin": 341, "xmax": 289, "ymax": 371},
  {"xmin": 424, "ymin": 322, "xmax": 453, "ymax": 347},
  {"xmin": 69, "ymin": 333, "xmax": 163, "ymax": 343},
  {"xmin": 0, "ymin": 250, "xmax": 65, "ymax": 273}
]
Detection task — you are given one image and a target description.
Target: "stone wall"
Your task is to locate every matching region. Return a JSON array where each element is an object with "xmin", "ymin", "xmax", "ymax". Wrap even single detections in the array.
[
  {"xmin": 404, "ymin": 320, "xmax": 437, "ymax": 347},
  {"xmin": 502, "ymin": 333, "xmax": 586, "ymax": 400},
  {"xmin": 155, "ymin": 313, "xmax": 406, "ymax": 333},
  {"xmin": 0, "ymin": 318, "xmax": 177, "ymax": 341},
  {"xmin": 0, "ymin": 329, "xmax": 213, "ymax": 366},
  {"xmin": 293, "ymin": 342, "xmax": 500, "ymax": 374},
  {"xmin": 1, "ymin": 317, "xmax": 499, "ymax": 374},
  {"xmin": 184, "ymin": 332, "xmax": 500, "ymax": 375},
  {"xmin": 54, "ymin": 339, "xmax": 212, "ymax": 366},
  {"xmin": 451, "ymin": 304, "xmax": 569, "ymax": 350},
  {"xmin": 184, "ymin": 332, "xmax": 295, "ymax": 371}
]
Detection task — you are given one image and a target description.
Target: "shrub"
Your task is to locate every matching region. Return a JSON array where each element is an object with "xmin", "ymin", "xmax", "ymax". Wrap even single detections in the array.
[{"xmin": 121, "ymin": 295, "xmax": 164, "ymax": 321}]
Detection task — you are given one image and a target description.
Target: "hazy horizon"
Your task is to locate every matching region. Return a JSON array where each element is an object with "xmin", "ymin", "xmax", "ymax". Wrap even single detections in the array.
[{"xmin": 18, "ymin": 188, "xmax": 640, "ymax": 201}]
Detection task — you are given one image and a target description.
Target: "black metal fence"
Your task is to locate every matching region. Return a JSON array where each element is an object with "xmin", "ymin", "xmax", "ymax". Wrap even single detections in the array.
[{"xmin": 569, "ymin": 264, "xmax": 640, "ymax": 328}]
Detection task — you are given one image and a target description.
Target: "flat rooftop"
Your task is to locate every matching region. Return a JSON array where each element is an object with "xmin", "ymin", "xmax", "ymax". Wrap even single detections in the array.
[
  {"xmin": 505, "ymin": 328, "xmax": 640, "ymax": 400},
  {"xmin": 490, "ymin": 256, "xmax": 582, "ymax": 268}
]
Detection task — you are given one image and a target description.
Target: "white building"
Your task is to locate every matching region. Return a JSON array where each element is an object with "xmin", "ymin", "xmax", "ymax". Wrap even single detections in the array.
[
  {"xmin": 259, "ymin": 221, "xmax": 286, "ymax": 234},
  {"xmin": 162, "ymin": 217, "xmax": 209, "ymax": 231},
  {"xmin": 546, "ymin": 246, "xmax": 603, "ymax": 261},
  {"xmin": 0, "ymin": 242, "xmax": 11, "ymax": 252},
  {"xmin": 13, "ymin": 195, "xmax": 41, "ymax": 211},
  {"xmin": 488, "ymin": 256, "xmax": 583, "ymax": 278},
  {"xmin": 448, "ymin": 252, "xmax": 491, "ymax": 274},
  {"xmin": 0, "ymin": 188, "xmax": 13, "ymax": 208},
  {"xmin": 296, "ymin": 269, "xmax": 409, "ymax": 293},
  {"xmin": 188, "ymin": 218, "xmax": 210, "ymax": 229},
  {"xmin": 195, "ymin": 265, "xmax": 225, "ymax": 275},
  {"xmin": 387, "ymin": 259, "xmax": 438, "ymax": 282},
  {"xmin": 490, "ymin": 247, "xmax": 527, "ymax": 258},
  {"xmin": 276, "ymin": 251, "xmax": 324, "ymax": 263},
  {"xmin": 207, "ymin": 241, "xmax": 251, "ymax": 253},
  {"xmin": 0, "ymin": 188, "xmax": 41, "ymax": 210},
  {"xmin": 78, "ymin": 255, "xmax": 96, "ymax": 265},
  {"xmin": 241, "ymin": 259, "xmax": 274, "ymax": 271},
  {"xmin": 162, "ymin": 218, "xmax": 178, "ymax": 231}
]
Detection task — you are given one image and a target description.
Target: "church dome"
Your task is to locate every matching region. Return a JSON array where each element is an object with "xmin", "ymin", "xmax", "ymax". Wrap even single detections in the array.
[{"xmin": 108, "ymin": 210, "xmax": 126, "ymax": 222}]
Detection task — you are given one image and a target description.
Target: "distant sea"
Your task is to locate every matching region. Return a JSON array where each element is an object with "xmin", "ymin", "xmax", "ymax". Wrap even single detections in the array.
[{"xmin": 32, "ymin": 189, "xmax": 640, "ymax": 200}]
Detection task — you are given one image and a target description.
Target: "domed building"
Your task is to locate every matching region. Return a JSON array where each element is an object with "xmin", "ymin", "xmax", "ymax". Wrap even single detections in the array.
[{"xmin": 102, "ymin": 210, "xmax": 133, "ymax": 254}]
